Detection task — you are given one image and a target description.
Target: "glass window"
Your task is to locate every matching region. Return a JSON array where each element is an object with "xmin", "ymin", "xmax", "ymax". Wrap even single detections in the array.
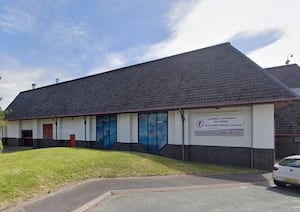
[
  {"xmin": 96, "ymin": 114, "xmax": 117, "ymax": 149},
  {"xmin": 294, "ymin": 136, "xmax": 300, "ymax": 143},
  {"xmin": 138, "ymin": 112, "xmax": 168, "ymax": 152},
  {"xmin": 279, "ymin": 158, "xmax": 300, "ymax": 168}
]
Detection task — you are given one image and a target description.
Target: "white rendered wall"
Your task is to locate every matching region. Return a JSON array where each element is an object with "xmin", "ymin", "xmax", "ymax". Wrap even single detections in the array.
[
  {"xmin": 60, "ymin": 117, "xmax": 85, "ymax": 140},
  {"xmin": 21, "ymin": 120, "xmax": 33, "ymax": 130},
  {"xmin": 186, "ymin": 106, "xmax": 252, "ymax": 147},
  {"xmin": 5, "ymin": 121, "xmax": 20, "ymax": 138},
  {"xmin": 37, "ymin": 119, "xmax": 53, "ymax": 139},
  {"xmin": 168, "ymin": 110, "xmax": 189, "ymax": 145},
  {"xmin": 90, "ymin": 116, "xmax": 96, "ymax": 141},
  {"xmin": 4, "ymin": 104, "xmax": 274, "ymax": 149},
  {"xmin": 252, "ymin": 104, "xmax": 274, "ymax": 149},
  {"xmin": 131, "ymin": 113, "xmax": 138, "ymax": 143},
  {"xmin": 117, "ymin": 113, "xmax": 138, "ymax": 143}
]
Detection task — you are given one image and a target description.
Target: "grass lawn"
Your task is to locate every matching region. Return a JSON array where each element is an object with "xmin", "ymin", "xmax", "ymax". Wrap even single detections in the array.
[{"xmin": 0, "ymin": 147, "xmax": 254, "ymax": 209}]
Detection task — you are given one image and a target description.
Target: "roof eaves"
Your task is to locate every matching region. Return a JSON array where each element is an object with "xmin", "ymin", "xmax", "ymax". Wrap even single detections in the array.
[{"xmin": 6, "ymin": 97, "xmax": 299, "ymax": 121}]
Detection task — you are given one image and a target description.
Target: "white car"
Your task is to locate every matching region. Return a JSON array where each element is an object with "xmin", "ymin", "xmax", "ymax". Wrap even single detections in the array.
[{"xmin": 273, "ymin": 155, "xmax": 300, "ymax": 187}]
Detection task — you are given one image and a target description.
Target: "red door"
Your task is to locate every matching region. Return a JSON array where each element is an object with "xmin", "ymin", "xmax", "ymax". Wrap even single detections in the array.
[{"xmin": 43, "ymin": 124, "xmax": 53, "ymax": 139}]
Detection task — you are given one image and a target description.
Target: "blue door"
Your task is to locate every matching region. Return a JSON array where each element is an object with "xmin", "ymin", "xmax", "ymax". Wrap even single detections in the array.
[
  {"xmin": 96, "ymin": 114, "xmax": 117, "ymax": 149},
  {"xmin": 138, "ymin": 112, "xmax": 167, "ymax": 152}
]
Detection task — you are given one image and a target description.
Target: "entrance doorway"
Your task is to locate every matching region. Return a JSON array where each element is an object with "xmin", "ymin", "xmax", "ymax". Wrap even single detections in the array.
[
  {"xmin": 21, "ymin": 130, "xmax": 33, "ymax": 146},
  {"xmin": 43, "ymin": 124, "xmax": 53, "ymax": 139}
]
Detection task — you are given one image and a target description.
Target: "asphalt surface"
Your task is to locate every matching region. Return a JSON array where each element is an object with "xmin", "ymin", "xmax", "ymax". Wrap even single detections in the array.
[
  {"xmin": 88, "ymin": 182, "xmax": 300, "ymax": 212},
  {"xmin": 6, "ymin": 173, "xmax": 272, "ymax": 212}
]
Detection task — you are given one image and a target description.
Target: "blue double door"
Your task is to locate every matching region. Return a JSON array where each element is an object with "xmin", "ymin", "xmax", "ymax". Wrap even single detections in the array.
[
  {"xmin": 139, "ymin": 112, "xmax": 168, "ymax": 152},
  {"xmin": 96, "ymin": 115, "xmax": 117, "ymax": 149}
]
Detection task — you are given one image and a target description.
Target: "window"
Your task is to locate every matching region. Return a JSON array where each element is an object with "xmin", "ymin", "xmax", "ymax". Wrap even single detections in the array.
[
  {"xmin": 21, "ymin": 130, "xmax": 33, "ymax": 147},
  {"xmin": 96, "ymin": 114, "xmax": 117, "ymax": 149},
  {"xmin": 279, "ymin": 158, "xmax": 300, "ymax": 168},
  {"xmin": 294, "ymin": 136, "xmax": 300, "ymax": 143},
  {"xmin": 138, "ymin": 112, "xmax": 167, "ymax": 152}
]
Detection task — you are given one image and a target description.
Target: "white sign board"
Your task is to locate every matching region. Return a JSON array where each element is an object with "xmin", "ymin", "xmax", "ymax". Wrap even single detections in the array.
[{"xmin": 194, "ymin": 115, "xmax": 244, "ymax": 136}]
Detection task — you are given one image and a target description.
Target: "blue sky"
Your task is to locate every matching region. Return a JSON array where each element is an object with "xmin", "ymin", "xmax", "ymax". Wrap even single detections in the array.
[{"xmin": 0, "ymin": 0, "xmax": 299, "ymax": 108}]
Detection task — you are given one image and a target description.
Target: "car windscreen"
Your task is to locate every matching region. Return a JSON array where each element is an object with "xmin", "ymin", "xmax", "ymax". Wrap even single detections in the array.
[{"xmin": 279, "ymin": 158, "xmax": 300, "ymax": 168}]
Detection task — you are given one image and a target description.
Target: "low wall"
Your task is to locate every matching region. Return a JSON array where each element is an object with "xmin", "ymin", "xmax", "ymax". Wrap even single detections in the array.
[{"xmin": 3, "ymin": 138, "xmax": 274, "ymax": 170}]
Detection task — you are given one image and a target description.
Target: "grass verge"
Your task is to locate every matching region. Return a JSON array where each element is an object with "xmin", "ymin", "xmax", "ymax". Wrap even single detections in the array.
[{"xmin": 0, "ymin": 147, "xmax": 254, "ymax": 209}]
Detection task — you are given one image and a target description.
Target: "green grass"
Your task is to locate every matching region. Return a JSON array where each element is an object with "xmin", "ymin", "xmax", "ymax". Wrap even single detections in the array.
[{"xmin": 0, "ymin": 147, "xmax": 253, "ymax": 209}]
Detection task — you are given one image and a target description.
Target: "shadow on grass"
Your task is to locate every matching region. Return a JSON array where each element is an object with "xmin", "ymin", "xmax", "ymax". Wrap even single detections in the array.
[{"xmin": 2, "ymin": 146, "xmax": 33, "ymax": 153}]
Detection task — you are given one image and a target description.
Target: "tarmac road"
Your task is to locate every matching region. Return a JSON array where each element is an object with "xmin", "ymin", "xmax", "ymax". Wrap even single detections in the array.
[
  {"xmin": 88, "ymin": 183, "xmax": 300, "ymax": 212},
  {"xmin": 6, "ymin": 172, "xmax": 272, "ymax": 212}
]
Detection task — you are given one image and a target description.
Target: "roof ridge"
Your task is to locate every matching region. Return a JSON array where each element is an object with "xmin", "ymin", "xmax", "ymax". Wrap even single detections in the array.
[
  {"xmin": 266, "ymin": 64, "xmax": 299, "ymax": 70},
  {"xmin": 229, "ymin": 44, "xmax": 298, "ymax": 98}
]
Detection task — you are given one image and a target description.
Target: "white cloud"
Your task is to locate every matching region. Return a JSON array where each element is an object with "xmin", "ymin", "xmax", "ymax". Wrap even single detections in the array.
[
  {"xmin": 0, "ymin": 54, "xmax": 71, "ymax": 108},
  {"xmin": 45, "ymin": 21, "xmax": 89, "ymax": 47},
  {"xmin": 0, "ymin": 6, "xmax": 36, "ymax": 33},
  {"xmin": 2, "ymin": 0, "xmax": 300, "ymax": 108},
  {"xmin": 0, "ymin": 68, "xmax": 44, "ymax": 108},
  {"xmin": 0, "ymin": 0, "xmax": 67, "ymax": 34},
  {"xmin": 144, "ymin": 0, "xmax": 300, "ymax": 67},
  {"xmin": 88, "ymin": 52, "xmax": 127, "ymax": 75}
]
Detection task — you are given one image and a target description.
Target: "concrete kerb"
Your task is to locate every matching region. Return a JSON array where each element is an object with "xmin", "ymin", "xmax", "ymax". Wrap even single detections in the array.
[{"xmin": 73, "ymin": 182, "xmax": 265, "ymax": 212}]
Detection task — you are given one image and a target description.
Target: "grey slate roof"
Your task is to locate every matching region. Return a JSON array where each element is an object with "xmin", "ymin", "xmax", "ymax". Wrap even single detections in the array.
[
  {"xmin": 266, "ymin": 64, "xmax": 300, "ymax": 88},
  {"xmin": 274, "ymin": 102, "xmax": 300, "ymax": 135},
  {"xmin": 6, "ymin": 43, "xmax": 297, "ymax": 120},
  {"xmin": 267, "ymin": 65, "xmax": 300, "ymax": 135}
]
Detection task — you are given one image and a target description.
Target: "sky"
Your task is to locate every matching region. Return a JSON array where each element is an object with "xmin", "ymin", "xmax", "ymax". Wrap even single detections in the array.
[{"xmin": 0, "ymin": 0, "xmax": 299, "ymax": 108}]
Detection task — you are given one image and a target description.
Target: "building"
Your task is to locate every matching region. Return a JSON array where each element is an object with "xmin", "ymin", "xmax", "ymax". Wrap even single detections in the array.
[
  {"xmin": 2, "ymin": 43, "xmax": 298, "ymax": 170},
  {"xmin": 267, "ymin": 64, "xmax": 300, "ymax": 158}
]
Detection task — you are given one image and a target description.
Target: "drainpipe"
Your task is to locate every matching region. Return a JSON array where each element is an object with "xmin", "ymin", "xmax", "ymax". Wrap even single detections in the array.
[
  {"xmin": 179, "ymin": 109, "xmax": 185, "ymax": 161},
  {"xmin": 84, "ymin": 117, "xmax": 87, "ymax": 147},
  {"xmin": 55, "ymin": 119, "xmax": 58, "ymax": 140}
]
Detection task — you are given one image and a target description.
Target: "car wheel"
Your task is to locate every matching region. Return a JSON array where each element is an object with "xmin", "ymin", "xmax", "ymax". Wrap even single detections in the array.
[{"xmin": 274, "ymin": 180, "xmax": 287, "ymax": 187}]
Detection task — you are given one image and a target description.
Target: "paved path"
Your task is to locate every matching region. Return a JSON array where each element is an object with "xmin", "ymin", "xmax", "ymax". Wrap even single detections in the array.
[{"xmin": 6, "ymin": 172, "xmax": 272, "ymax": 212}]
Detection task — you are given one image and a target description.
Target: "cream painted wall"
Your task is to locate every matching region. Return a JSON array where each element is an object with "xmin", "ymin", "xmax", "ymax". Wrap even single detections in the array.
[
  {"xmin": 117, "ymin": 113, "xmax": 138, "ymax": 143},
  {"xmin": 252, "ymin": 104, "xmax": 274, "ymax": 149},
  {"xmin": 60, "ymin": 117, "xmax": 85, "ymax": 140},
  {"xmin": 90, "ymin": 116, "xmax": 96, "ymax": 141},
  {"xmin": 131, "ymin": 113, "xmax": 138, "ymax": 143},
  {"xmin": 168, "ymin": 110, "xmax": 183, "ymax": 145},
  {"xmin": 4, "ymin": 104, "xmax": 275, "ymax": 150},
  {"xmin": 5, "ymin": 121, "xmax": 20, "ymax": 137},
  {"xmin": 5, "ymin": 116, "xmax": 95, "ymax": 141},
  {"xmin": 21, "ymin": 120, "xmax": 33, "ymax": 130}
]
